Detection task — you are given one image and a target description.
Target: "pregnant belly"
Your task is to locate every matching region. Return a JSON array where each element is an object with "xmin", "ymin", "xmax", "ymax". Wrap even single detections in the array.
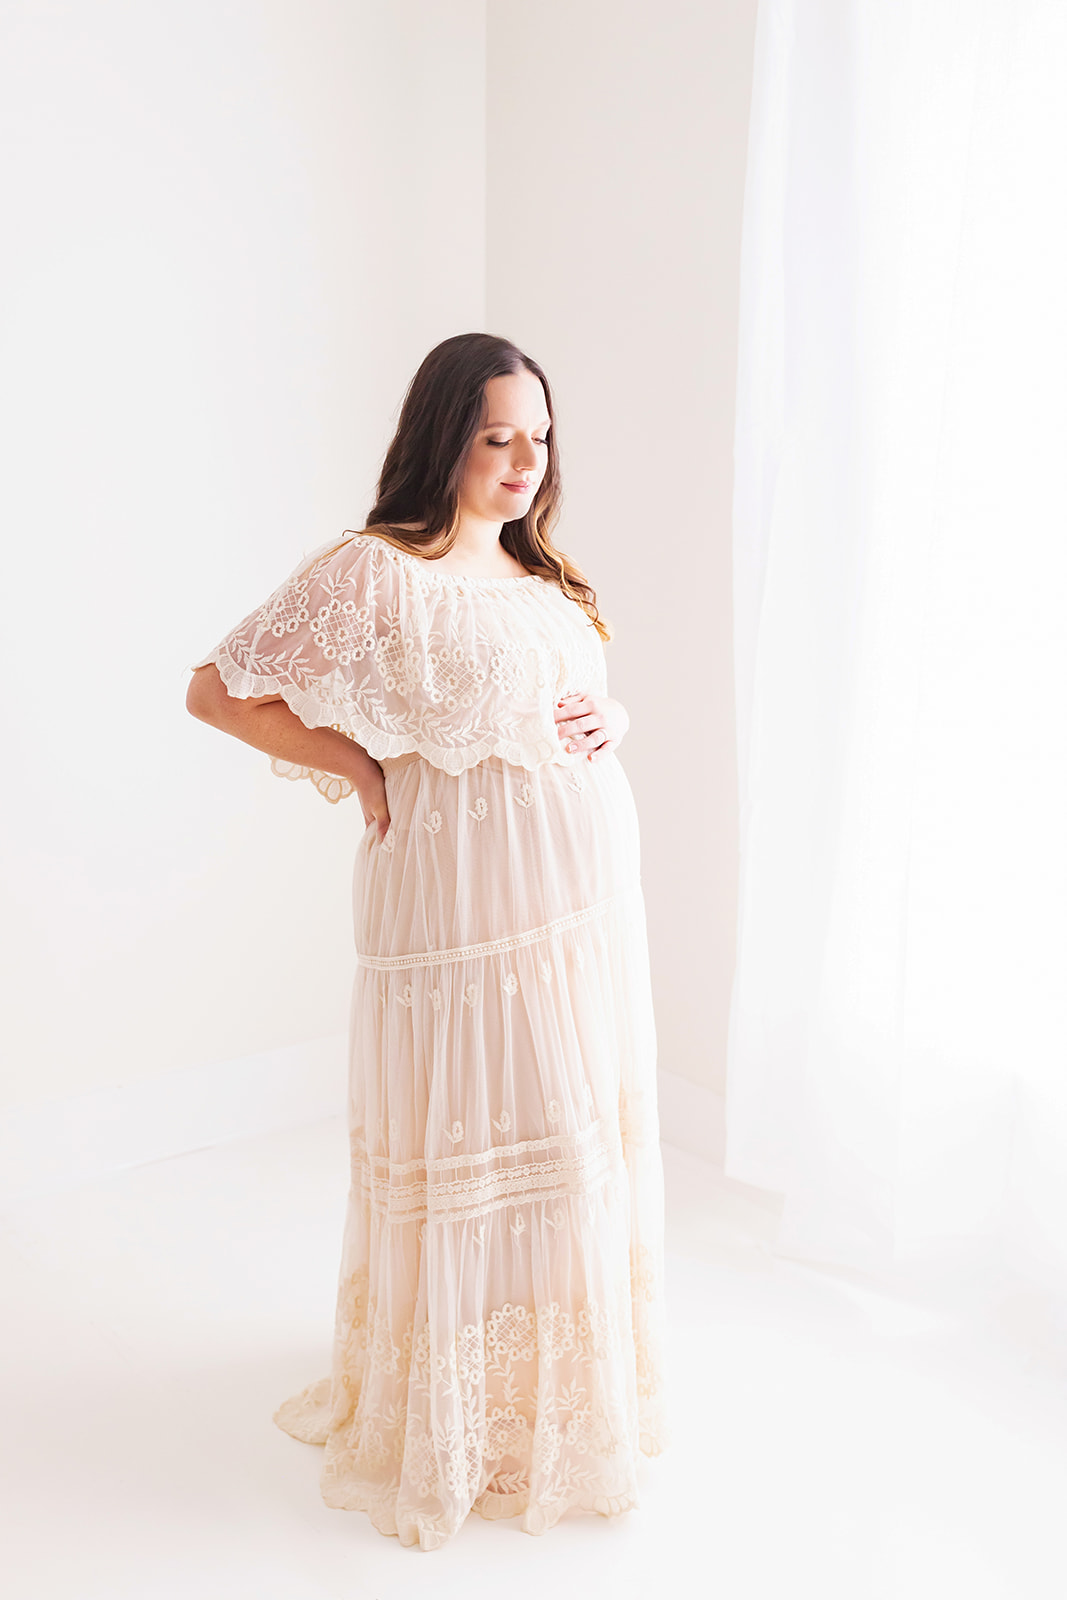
[{"xmin": 354, "ymin": 750, "xmax": 642, "ymax": 961}]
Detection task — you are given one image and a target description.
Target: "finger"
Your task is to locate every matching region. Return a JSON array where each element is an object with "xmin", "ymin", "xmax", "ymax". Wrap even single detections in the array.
[
  {"xmin": 562, "ymin": 719, "xmax": 604, "ymax": 747},
  {"xmin": 559, "ymin": 712, "xmax": 601, "ymax": 737},
  {"xmin": 588, "ymin": 739, "xmax": 614, "ymax": 762}
]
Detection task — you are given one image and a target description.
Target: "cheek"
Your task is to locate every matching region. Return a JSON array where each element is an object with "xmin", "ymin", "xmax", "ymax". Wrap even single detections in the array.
[
  {"xmin": 472, "ymin": 452, "xmax": 516, "ymax": 503},
  {"xmin": 462, "ymin": 448, "xmax": 498, "ymax": 493}
]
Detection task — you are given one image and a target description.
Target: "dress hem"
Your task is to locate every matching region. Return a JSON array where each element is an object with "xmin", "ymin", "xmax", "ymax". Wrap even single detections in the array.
[{"xmin": 272, "ymin": 1400, "xmax": 668, "ymax": 1550}]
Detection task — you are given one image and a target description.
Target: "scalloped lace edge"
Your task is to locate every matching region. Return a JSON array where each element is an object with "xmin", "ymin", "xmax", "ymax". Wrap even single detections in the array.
[
  {"xmin": 272, "ymin": 1378, "xmax": 666, "ymax": 1546},
  {"xmin": 207, "ymin": 647, "xmax": 573, "ymax": 797}
]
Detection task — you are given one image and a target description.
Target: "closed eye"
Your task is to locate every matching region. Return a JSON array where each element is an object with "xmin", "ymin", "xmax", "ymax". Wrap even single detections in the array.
[{"xmin": 488, "ymin": 438, "xmax": 549, "ymax": 447}]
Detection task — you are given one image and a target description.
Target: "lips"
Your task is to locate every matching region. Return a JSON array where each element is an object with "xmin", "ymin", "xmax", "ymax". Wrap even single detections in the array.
[{"xmin": 503, "ymin": 482, "xmax": 533, "ymax": 491}]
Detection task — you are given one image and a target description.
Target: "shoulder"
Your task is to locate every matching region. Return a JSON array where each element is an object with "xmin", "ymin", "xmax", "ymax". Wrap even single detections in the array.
[{"xmin": 296, "ymin": 528, "xmax": 400, "ymax": 589}]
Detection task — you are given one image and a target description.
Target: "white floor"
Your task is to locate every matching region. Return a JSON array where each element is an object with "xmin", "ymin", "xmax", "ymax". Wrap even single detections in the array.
[{"xmin": 3, "ymin": 1120, "xmax": 1067, "ymax": 1600}]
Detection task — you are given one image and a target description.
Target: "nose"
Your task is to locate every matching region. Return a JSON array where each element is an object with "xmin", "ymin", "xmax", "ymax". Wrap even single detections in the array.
[{"xmin": 511, "ymin": 441, "xmax": 538, "ymax": 473}]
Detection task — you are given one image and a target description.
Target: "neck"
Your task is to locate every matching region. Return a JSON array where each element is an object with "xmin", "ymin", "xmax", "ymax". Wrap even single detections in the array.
[{"xmin": 443, "ymin": 512, "xmax": 507, "ymax": 566}]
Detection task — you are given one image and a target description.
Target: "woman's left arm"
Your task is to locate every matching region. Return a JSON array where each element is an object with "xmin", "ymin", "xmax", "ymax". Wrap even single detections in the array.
[{"xmin": 554, "ymin": 692, "xmax": 630, "ymax": 762}]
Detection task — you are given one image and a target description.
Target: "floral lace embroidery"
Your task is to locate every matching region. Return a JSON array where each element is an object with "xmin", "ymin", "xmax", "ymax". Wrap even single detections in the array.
[
  {"xmin": 427, "ymin": 643, "xmax": 487, "ymax": 711},
  {"xmin": 301, "ymin": 1261, "xmax": 665, "ymax": 1538},
  {"xmin": 275, "ymin": 1140, "xmax": 668, "ymax": 1543},
  {"xmin": 193, "ymin": 530, "xmax": 609, "ymax": 796},
  {"xmin": 332, "ymin": 1245, "xmax": 665, "ymax": 1414},
  {"xmin": 488, "ymin": 639, "xmax": 544, "ymax": 699},
  {"xmin": 376, "ymin": 627, "xmax": 423, "ymax": 695}
]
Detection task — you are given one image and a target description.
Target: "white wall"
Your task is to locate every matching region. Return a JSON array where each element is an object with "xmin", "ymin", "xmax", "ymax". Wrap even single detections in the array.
[
  {"xmin": 0, "ymin": 0, "xmax": 756, "ymax": 1142},
  {"xmin": 486, "ymin": 0, "xmax": 758, "ymax": 1095},
  {"xmin": 0, "ymin": 0, "xmax": 487, "ymax": 1112}
]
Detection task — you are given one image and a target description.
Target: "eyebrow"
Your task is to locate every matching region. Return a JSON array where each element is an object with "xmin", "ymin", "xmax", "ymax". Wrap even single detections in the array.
[{"xmin": 483, "ymin": 419, "xmax": 551, "ymax": 430}]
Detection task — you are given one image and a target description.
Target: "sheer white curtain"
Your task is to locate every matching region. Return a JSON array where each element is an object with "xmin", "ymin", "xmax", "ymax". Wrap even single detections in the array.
[{"xmin": 727, "ymin": 0, "xmax": 1067, "ymax": 1311}]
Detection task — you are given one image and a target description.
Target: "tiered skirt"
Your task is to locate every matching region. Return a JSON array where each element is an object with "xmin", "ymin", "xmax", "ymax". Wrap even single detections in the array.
[{"xmin": 273, "ymin": 747, "xmax": 669, "ymax": 1549}]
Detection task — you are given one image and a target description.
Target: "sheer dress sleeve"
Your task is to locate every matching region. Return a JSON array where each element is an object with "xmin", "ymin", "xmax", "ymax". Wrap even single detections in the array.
[
  {"xmin": 190, "ymin": 531, "xmax": 601, "ymax": 803},
  {"xmin": 191, "ymin": 534, "xmax": 413, "ymax": 804}
]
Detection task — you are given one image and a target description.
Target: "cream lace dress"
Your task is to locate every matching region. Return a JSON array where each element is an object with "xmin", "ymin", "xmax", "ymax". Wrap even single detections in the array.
[{"xmin": 193, "ymin": 529, "xmax": 669, "ymax": 1549}]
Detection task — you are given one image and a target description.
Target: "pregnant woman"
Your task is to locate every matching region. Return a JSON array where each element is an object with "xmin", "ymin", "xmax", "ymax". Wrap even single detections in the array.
[{"xmin": 186, "ymin": 332, "xmax": 668, "ymax": 1550}]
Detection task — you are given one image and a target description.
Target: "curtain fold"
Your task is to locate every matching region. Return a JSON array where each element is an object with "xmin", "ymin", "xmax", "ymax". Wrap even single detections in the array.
[{"xmin": 727, "ymin": 0, "xmax": 1067, "ymax": 1311}]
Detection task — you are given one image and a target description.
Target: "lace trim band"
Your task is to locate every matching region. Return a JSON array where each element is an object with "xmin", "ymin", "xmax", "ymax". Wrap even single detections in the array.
[
  {"xmin": 350, "ymin": 1122, "xmax": 620, "ymax": 1226},
  {"xmin": 354, "ymin": 887, "xmax": 639, "ymax": 971}
]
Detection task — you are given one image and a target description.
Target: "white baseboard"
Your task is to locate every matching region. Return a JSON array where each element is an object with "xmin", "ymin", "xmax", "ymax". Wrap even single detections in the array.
[
  {"xmin": 0, "ymin": 1033, "xmax": 348, "ymax": 1209},
  {"xmin": 656, "ymin": 1070, "xmax": 725, "ymax": 1168},
  {"xmin": 0, "ymin": 1042, "xmax": 721, "ymax": 1210}
]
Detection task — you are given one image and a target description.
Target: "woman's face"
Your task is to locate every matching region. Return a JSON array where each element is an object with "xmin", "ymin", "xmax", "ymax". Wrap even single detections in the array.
[{"xmin": 458, "ymin": 369, "xmax": 551, "ymax": 524}]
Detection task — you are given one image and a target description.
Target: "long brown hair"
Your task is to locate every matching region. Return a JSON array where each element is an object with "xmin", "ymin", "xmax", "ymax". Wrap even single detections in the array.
[{"xmin": 344, "ymin": 332, "xmax": 611, "ymax": 641}]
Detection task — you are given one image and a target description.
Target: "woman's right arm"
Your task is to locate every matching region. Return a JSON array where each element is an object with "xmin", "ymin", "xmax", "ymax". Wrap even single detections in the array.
[{"xmin": 186, "ymin": 664, "xmax": 391, "ymax": 838}]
